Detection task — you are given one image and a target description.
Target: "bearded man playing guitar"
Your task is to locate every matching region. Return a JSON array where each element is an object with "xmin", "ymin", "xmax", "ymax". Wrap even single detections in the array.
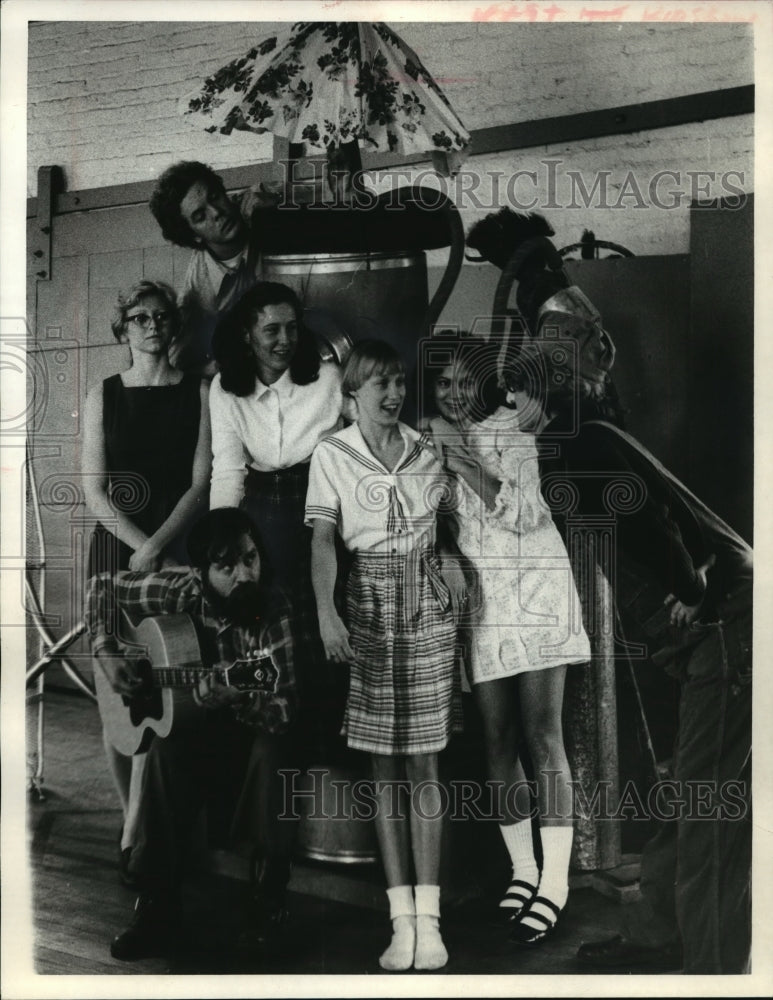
[{"xmin": 85, "ymin": 507, "xmax": 300, "ymax": 962}]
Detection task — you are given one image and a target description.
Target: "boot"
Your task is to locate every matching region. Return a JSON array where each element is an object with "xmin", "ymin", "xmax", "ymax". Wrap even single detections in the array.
[
  {"xmin": 110, "ymin": 891, "xmax": 183, "ymax": 961},
  {"xmin": 236, "ymin": 853, "xmax": 292, "ymax": 957}
]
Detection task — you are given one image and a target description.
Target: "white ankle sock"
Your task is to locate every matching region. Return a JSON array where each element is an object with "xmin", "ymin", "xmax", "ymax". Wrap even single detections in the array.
[
  {"xmin": 521, "ymin": 825, "xmax": 572, "ymax": 932},
  {"xmin": 498, "ymin": 820, "xmax": 539, "ymax": 908},
  {"xmin": 379, "ymin": 886, "xmax": 415, "ymax": 971},
  {"xmin": 414, "ymin": 884, "xmax": 440, "ymax": 918},
  {"xmin": 414, "ymin": 884, "xmax": 448, "ymax": 970}
]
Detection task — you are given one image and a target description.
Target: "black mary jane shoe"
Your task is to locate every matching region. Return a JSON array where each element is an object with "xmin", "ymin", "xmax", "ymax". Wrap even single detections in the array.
[
  {"xmin": 498, "ymin": 879, "xmax": 538, "ymax": 923},
  {"xmin": 508, "ymin": 896, "xmax": 563, "ymax": 946}
]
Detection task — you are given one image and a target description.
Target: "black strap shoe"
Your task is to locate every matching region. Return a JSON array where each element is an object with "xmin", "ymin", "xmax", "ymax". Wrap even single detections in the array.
[
  {"xmin": 509, "ymin": 896, "xmax": 563, "ymax": 946},
  {"xmin": 110, "ymin": 893, "xmax": 182, "ymax": 961},
  {"xmin": 577, "ymin": 934, "xmax": 683, "ymax": 971}
]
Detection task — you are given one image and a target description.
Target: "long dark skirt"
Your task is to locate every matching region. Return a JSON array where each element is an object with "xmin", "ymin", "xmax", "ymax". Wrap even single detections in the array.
[{"xmin": 241, "ymin": 464, "xmax": 348, "ymax": 759}]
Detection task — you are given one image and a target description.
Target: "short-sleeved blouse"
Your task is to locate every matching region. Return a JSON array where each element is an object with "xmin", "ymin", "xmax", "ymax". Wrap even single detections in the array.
[
  {"xmin": 209, "ymin": 360, "xmax": 343, "ymax": 508},
  {"xmin": 305, "ymin": 422, "xmax": 447, "ymax": 554}
]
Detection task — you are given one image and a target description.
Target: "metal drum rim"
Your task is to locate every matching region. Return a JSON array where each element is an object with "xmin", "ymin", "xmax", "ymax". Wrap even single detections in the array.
[
  {"xmin": 263, "ymin": 251, "xmax": 424, "ymax": 274},
  {"xmin": 297, "ymin": 847, "xmax": 379, "ymax": 865}
]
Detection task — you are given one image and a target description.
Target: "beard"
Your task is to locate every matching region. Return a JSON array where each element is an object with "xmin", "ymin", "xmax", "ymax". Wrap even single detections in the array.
[{"xmin": 203, "ymin": 579, "xmax": 263, "ymax": 628}]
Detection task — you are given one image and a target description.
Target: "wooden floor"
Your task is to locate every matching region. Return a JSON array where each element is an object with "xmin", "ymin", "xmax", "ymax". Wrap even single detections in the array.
[{"xmin": 25, "ymin": 687, "xmax": 659, "ymax": 979}]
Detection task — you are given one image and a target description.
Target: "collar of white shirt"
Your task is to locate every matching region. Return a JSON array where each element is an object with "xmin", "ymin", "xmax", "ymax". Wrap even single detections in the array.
[
  {"xmin": 203, "ymin": 245, "xmax": 248, "ymax": 291},
  {"xmin": 254, "ymin": 367, "xmax": 296, "ymax": 399},
  {"xmin": 350, "ymin": 421, "xmax": 419, "ymax": 473}
]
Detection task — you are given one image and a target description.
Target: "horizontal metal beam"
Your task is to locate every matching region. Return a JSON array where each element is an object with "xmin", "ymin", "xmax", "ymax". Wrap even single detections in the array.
[{"xmin": 27, "ymin": 85, "xmax": 753, "ymax": 219}]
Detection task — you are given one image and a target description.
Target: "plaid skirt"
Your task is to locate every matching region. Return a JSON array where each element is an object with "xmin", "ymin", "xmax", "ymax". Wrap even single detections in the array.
[{"xmin": 343, "ymin": 544, "xmax": 460, "ymax": 756}]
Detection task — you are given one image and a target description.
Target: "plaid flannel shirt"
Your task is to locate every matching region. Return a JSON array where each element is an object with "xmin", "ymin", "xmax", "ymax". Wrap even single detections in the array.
[{"xmin": 85, "ymin": 568, "xmax": 298, "ymax": 734}]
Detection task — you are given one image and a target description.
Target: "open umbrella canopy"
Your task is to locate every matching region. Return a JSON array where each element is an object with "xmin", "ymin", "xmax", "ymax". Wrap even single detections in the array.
[{"xmin": 183, "ymin": 22, "xmax": 470, "ymax": 165}]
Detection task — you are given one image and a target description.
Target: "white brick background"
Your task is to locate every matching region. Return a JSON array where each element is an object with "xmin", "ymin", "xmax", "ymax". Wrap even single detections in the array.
[{"xmin": 27, "ymin": 19, "xmax": 754, "ymax": 253}]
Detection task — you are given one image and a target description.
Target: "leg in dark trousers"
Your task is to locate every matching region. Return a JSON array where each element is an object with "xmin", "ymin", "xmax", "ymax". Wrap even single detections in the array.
[
  {"xmin": 231, "ymin": 727, "xmax": 304, "ymax": 954},
  {"xmin": 579, "ymin": 612, "xmax": 752, "ymax": 974},
  {"xmin": 673, "ymin": 616, "xmax": 752, "ymax": 974},
  {"xmin": 111, "ymin": 704, "xmax": 251, "ymax": 960},
  {"xmin": 621, "ymin": 616, "xmax": 752, "ymax": 972},
  {"xmin": 232, "ymin": 729, "xmax": 302, "ymax": 868},
  {"xmin": 132, "ymin": 705, "xmax": 249, "ymax": 893}
]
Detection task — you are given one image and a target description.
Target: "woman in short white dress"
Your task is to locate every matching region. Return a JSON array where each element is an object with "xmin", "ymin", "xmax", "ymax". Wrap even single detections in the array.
[
  {"xmin": 421, "ymin": 333, "xmax": 590, "ymax": 946},
  {"xmin": 307, "ymin": 339, "xmax": 461, "ymax": 972}
]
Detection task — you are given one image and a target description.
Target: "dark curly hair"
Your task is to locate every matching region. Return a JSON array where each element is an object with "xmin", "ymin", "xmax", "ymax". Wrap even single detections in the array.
[
  {"xmin": 186, "ymin": 506, "xmax": 274, "ymax": 595},
  {"xmin": 212, "ymin": 282, "xmax": 321, "ymax": 396},
  {"xmin": 419, "ymin": 331, "xmax": 505, "ymax": 422},
  {"xmin": 149, "ymin": 161, "xmax": 228, "ymax": 249}
]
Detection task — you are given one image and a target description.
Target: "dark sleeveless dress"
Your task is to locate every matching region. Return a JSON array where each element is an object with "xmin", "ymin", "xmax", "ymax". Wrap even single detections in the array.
[{"xmin": 87, "ymin": 372, "xmax": 202, "ymax": 578}]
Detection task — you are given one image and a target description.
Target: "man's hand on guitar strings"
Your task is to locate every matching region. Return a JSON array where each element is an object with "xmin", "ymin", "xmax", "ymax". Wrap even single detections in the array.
[{"xmin": 97, "ymin": 653, "xmax": 148, "ymax": 698}]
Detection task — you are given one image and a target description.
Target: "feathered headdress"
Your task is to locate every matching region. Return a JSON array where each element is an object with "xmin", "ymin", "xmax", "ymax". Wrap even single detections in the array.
[{"xmin": 467, "ymin": 209, "xmax": 593, "ymax": 336}]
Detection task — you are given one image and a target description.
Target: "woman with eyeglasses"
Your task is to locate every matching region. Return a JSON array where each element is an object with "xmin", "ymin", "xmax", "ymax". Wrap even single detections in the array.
[
  {"xmin": 84, "ymin": 280, "xmax": 211, "ymax": 573},
  {"xmin": 82, "ymin": 279, "xmax": 211, "ymax": 886}
]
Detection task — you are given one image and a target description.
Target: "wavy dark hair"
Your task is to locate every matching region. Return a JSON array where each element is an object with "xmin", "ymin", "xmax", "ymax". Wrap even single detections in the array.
[
  {"xmin": 111, "ymin": 280, "xmax": 181, "ymax": 344},
  {"xmin": 419, "ymin": 331, "xmax": 504, "ymax": 422},
  {"xmin": 213, "ymin": 282, "xmax": 321, "ymax": 396},
  {"xmin": 187, "ymin": 507, "xmax": 274, "ymax": 594},
  {"xmin": 149, "ymin": 161, "xmax": 228, "ymax": 249}
]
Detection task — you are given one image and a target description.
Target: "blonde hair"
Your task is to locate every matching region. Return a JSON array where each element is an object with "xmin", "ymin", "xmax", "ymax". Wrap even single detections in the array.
[
  {"xmin": 341, "ymin": 339, "xmax": 405, "ymax": 397},
  {"xmin": 111, "ymin": 280, "xmax": 180, "ymax": 342}
]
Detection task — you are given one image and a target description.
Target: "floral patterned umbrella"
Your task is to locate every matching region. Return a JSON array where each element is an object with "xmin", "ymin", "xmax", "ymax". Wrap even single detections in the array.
[{"xmin": 183, "ymin": 22, "xmax": 470, "ymax": 171}]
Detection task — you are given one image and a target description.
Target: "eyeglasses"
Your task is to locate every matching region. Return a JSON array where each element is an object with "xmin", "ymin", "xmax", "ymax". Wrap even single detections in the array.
[{"xmin": 125, "ymin": 310, "xmax": 172, "ymax": 329}]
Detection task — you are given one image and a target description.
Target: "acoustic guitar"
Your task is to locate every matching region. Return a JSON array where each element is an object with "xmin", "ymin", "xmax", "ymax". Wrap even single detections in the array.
[{"xmin": 94, "ymin": 612, "xmax": 279, "ymax": 756}]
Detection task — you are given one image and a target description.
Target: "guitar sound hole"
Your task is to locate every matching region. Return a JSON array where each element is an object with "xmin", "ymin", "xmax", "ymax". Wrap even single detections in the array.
[
  {"xmin": 127, "ymin": 688, "xmax": 164, "ymax": 726},
  {"xmin": 120, "ymin": 659, "xmax": 165, "ymax": 724}
]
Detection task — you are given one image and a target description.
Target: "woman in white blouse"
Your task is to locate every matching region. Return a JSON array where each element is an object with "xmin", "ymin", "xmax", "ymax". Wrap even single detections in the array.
[
  {"xmin": 208, "ymin": 280, "xmax": 344, "ymax": 814},
  {"xmin": 209, "ymin": 282, "xmax": 342, "ymax": 510}
]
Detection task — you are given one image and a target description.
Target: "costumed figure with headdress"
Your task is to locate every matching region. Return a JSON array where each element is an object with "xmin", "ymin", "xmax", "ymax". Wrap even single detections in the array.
[{"xmin": 467, "ymin": 209, "xmax": 753, "ymax": 974}]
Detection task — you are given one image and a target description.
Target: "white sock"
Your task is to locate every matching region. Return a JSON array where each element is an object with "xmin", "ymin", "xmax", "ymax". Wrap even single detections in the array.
[
  {"xmin": 379, "ymin": 885, "xmax": 415, "ymax": 971},
  {"xmin": 498, "ymin": 820, "xmax": 539, "ymax": 909},
  {"xmin": 414, "ymin": 884, "xmax": 448, "ymax": 970},
  {"xmin": 521, "ymin": 825, "xmax": 572, "ymax": 932}
]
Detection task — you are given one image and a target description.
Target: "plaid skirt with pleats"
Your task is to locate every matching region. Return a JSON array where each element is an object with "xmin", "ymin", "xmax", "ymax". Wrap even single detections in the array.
[{"xmin": 342, "ymin": 544, "xmax": 460, "ymax": 756}]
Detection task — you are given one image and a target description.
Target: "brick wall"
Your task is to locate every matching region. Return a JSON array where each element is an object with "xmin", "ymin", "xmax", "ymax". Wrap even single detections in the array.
[{"xmin": 27, "ymin": 19, "xmax": 754, "ymax": 253}]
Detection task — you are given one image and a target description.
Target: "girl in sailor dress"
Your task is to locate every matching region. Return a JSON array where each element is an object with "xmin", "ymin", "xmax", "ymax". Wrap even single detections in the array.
[{"xmin": 306, "ymin": 339, "xmax": 461, "ymax": 973}]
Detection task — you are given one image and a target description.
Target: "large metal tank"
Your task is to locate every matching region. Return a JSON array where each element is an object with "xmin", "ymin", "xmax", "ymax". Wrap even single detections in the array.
[
  {"xmin": 257, "ymin": 188, "xmax": 464, "ymax": 420},
  {"xmin": 264, "ymin": 250, "xmax": 428, "ymax": 387}
]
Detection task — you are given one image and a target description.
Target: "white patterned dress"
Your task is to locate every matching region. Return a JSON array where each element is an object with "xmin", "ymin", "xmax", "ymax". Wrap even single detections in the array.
[{"xmin": 429, "ymin": 408, "xmax": 590, "ymax": 685}]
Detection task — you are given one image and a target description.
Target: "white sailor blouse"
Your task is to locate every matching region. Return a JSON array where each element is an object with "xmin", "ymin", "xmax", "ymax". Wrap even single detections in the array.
[{"xmin": 305, "ymin": 422, "xmax": 448, "ymax": 554}]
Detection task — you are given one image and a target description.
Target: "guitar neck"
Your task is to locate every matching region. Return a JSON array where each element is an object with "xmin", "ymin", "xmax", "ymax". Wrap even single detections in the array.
[
  {"xmin": 154, "ymin": 664, "xmax": 224, "ymax": 689},
  {"xmin": 125, "ymin": 613, "xmax": 279, "ymax": 694}
]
